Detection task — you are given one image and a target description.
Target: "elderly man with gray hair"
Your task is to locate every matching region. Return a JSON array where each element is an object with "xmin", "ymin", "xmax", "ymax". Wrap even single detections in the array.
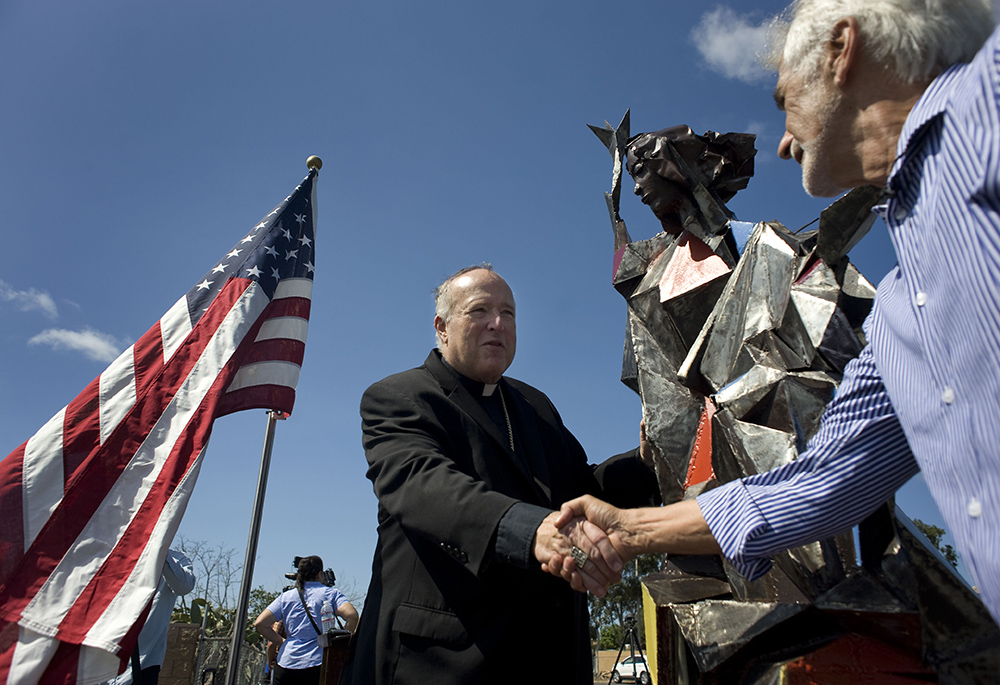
[{"xmin": 548, "ymin": 0, "xmax": 1000, "ymax": 629}]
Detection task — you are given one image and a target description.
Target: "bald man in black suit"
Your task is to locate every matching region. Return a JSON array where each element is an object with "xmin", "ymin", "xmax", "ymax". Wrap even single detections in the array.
[{"xmin": 342, "ymin": 265, "xmax": 658, "ymax": 685}]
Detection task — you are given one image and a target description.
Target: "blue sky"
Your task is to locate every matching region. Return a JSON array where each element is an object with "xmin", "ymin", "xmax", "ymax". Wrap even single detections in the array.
[{"xmin": 0, "ymin": 1, "xmax": 962, "ymax": 605}]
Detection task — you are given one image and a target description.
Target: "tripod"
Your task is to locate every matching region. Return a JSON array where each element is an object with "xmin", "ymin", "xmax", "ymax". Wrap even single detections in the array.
[{"xmin": 608, "ymin": 615, "xmax": 648, "ymax": 684}]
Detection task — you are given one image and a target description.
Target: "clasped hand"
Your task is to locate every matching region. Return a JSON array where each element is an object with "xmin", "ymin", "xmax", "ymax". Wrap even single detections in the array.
[{"xmin": 533, "ymin": 497, "xmax": 632, "ymax": 596}]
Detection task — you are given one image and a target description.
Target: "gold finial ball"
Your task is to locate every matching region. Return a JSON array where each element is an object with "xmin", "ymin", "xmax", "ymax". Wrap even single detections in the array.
[{"xmin": 306, "ymin": 155, "xmax": 323, "ymax": 170}]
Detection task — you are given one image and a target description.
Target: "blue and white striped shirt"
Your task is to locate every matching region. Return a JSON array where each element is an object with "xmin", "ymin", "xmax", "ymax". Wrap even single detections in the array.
[{"xmin": 699, "ymin": 22, "xmax": 1000, "ymax": 626}]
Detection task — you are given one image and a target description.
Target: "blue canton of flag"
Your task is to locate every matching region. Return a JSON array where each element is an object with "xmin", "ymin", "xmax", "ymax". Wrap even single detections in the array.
[
  {"xmin": 190, "ymin": 170, "xmax": 318, "ymax": 417},
  {"xmin": 190, "ymin": 182, "xmax": 316, "ymax": 314}
]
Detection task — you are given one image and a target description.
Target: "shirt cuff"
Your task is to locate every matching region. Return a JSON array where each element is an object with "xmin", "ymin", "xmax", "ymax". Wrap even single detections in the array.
[
  {"xmin": 494, "ymin": 502, "xmax": 552, "ymax": 569},
  {"xmin": 697, "ymin": 480, "xmax": 774, "ymax": 581}
]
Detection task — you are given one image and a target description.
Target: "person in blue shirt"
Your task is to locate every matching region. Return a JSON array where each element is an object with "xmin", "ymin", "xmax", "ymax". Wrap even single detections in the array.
[
  {"xmin": 111, "ymin": 548, "xmax": 196, "ymax": 685},
  {"xmin": 544, "ymin": 0, "xmax": 1000, "ymax": 629},
  {"xmin": 254, "ymin": 556, "xmax": 358, "ymax": 685}
]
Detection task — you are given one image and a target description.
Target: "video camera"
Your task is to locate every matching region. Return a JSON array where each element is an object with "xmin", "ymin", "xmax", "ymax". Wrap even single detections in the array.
[{"xmin": 285, "ymin": 556, "xmax": 337, "ymax": 586}]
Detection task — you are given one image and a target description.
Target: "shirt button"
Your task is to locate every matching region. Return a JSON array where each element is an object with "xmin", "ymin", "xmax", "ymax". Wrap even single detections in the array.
[
  {"xmin": 968, "ymin": 498, "xmax": 983, "ymax": 517},
  {"xmin": 942, "ymin": 387, "xmax": 955, "ymax": 404},
  {"xmin": 914, "ymin": 291, "xmax": 927, "ymax": 306},
  {"xmin": 894, "ymin": 205, "xmax": 907, "ymax": 222}
]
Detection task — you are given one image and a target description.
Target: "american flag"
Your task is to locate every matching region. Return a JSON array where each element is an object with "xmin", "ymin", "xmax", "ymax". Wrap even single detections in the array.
[{"xmin": 0, "ymin": 168, "xmax": 318, "ymax": 684}]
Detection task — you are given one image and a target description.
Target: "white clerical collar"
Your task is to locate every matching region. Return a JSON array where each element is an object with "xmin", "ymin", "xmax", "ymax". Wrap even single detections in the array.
[{"xmin": 482, "ymin": 382, "xmax": 498, "ymax": 397}]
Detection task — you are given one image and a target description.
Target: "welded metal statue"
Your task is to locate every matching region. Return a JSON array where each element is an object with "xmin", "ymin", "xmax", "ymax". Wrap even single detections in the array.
[{"xmin": 591, "ymin": 111, "xmax": 1000, "ymax": 682}]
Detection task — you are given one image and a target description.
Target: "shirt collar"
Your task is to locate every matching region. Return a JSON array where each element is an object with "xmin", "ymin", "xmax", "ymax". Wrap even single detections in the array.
[
  {"xmin": 439, "ymin": 355, "xmax": 503, "ymax": 397},
  {"xmin": 888, "ymin": 61, "xmax": 967, "ymax": 185}
]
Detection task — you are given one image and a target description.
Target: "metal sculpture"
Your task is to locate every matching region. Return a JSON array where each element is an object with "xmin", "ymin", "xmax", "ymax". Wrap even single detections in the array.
[{"xmin": 591, "ymin": 111, "xmax": 1000, "ymax": 682}]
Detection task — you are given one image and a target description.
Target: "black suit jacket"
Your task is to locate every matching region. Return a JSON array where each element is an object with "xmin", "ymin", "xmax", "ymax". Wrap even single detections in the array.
[{"xmin": 342, "ymin": 351, "xmax": 657, "ymax": 685}]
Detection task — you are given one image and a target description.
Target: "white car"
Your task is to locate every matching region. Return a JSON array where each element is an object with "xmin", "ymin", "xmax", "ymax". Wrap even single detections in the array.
[{"xmin": 611, "ymin": 654, "xmax": 649, "ymax": 684}]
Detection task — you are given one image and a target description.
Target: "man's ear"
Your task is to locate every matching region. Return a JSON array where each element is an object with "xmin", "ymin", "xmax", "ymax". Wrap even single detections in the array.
[
  {"xmin": 827, "ymin": 16, "xmax": 860, "ymax": 86},
  {"xmin": 433, "ymin": 315, "xmax": 447, "ymax": 345}
]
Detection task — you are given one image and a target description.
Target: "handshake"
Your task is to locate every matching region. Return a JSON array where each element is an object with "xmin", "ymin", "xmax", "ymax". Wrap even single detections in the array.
[{"xmin": 533, "ymin": 495, "xmax": 720, "ymax": 597}]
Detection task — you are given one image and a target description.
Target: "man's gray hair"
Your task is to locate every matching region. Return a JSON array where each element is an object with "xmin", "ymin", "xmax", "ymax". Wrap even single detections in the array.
[
  {"xmin": 433, "ymin": 262, "xmax": 496, "ymax": 347},
  {"xmin": 765, "ymin": 0, "xmax": 995, "ymax": 84}
]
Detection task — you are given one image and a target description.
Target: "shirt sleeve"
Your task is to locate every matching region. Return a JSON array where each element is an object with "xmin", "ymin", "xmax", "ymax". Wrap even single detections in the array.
[
  {"xmin": 493, "ymin": 502, "xmax": 552, "ymax": 569},
  {"xmin": 162, "ymin": 548, "xmax": 196, "ymax": 596},
  {"xmin": 697, "ymin": 343, "xmax": 920, "ymax": 580},
  {"xmin": 267, "ymin": 593, "xmax": 287, "ymax": 622},
  {"xmin": 593, "ymin": 447, "xmax": 661, "ymax": 508},
  {"xmin": 328, "ymin": 587, "xmax": 349, "ymax": 610}
]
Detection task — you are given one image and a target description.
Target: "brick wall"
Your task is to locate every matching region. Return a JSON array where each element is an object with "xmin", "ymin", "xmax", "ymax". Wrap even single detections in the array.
[{"xmin": 160, "ymin": 623, "xmax": 200, "ymax": 685}]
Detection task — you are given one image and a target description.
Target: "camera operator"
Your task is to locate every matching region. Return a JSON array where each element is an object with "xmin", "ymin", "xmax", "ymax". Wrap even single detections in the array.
[{"xmin": 254, "ymin": 556, "xmax": 358, "ymax": 685}]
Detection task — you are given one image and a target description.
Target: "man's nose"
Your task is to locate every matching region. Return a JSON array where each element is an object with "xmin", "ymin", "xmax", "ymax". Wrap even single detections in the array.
[
  {"xmin": 485, "ymin": 309, "xmax": 505, "ymax": 329},
  {"xmin": 778, "ymin": 131, "xmax": 794, "ymax": 160}
]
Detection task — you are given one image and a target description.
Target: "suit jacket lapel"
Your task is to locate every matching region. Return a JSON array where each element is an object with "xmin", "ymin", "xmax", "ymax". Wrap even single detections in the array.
[
  {"xmin": 502, "ymin": 382, "xmax": 553, "ymax": 503},
  {"xmin": 424, "ymin": 352, "xmax": 552, "ymax": 505}
]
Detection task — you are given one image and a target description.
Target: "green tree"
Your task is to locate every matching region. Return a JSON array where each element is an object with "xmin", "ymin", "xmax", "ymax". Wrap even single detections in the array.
[
  {"xmin": 171, "ymin": 597, "xmax": 231, "ymax": 636},
  {"xmin": 245, "ymin": 586, "xmax": 282, "ymax": 644},
  {"xmin": 913, "ymin": 519, "xmax": 960, "ymax": 569},
  {"xmin": 589, "ymin": 553, "xmax": 661, "ymax": 651},
  {"xmin": 598, "ymin": 624, "xmax": 621, "ymax": 650}
]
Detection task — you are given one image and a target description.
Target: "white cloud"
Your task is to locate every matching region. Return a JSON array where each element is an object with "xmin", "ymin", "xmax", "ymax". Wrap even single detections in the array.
[
  {"xmin": 742, "ymin": 120, "xmax": 770, "ymax": 137},
  {"xmin": 743, "ymin": 119, "xmax": 775, "ymax": 163},
  {"xmin": 28, "ymin": 328, "xmax": 127, "ymax": 362},
  {"xmin": 691, "ymin": 7, "xmax": 772, "ymax": 85},
  {"xmin": 0, "ymin": 279, "xmax": 58, "ymax": 319}
]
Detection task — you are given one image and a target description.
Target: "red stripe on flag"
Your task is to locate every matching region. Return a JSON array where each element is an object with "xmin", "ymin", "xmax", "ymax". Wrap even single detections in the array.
[
  {"xmin": 110, "ymin": 599, "xmax": 153, "ymax": 680},
  {"xmin": 217, "ymin": 386, "xmax": 296, "ymax": 417},
  {"xmin": 62, "ymin": 379, "xmax": 101, "ymax": 488},
  {"xmin": 0, "ymin": 619, "xmax": 20, "ymax": 684},
  {"xmin": 133, "ymin": 323, "xmax": 167, "ymax": 399},
  {"xmin": 40, "ymin": 640, "xmax": 81, "ymax": 685},
  {"xmin": 268, "ymin": 297, "xmax": 311, "ymax": 320},
  {"xmin": 0, "ymin": 445, "xmax": 26, "ymax": 588},
  {"xmin": 240, "ymin": 338, "xmax": 305, "ymax": 367}
]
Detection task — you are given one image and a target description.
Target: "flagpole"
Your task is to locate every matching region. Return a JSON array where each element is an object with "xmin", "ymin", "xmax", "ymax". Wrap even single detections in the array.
[
  {"xmin": 225, "ymin": 408, "xmax": 283, "ymax": 685},
  {"xmin": 223, "ymin": 156, "xmax": 321, "ymax": 685}
]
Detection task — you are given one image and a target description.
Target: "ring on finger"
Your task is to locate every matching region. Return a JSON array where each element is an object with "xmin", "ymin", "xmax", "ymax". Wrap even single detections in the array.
[{"xmin": 570, "ymin": 545, "xmax": 588, "ymax": 569}]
